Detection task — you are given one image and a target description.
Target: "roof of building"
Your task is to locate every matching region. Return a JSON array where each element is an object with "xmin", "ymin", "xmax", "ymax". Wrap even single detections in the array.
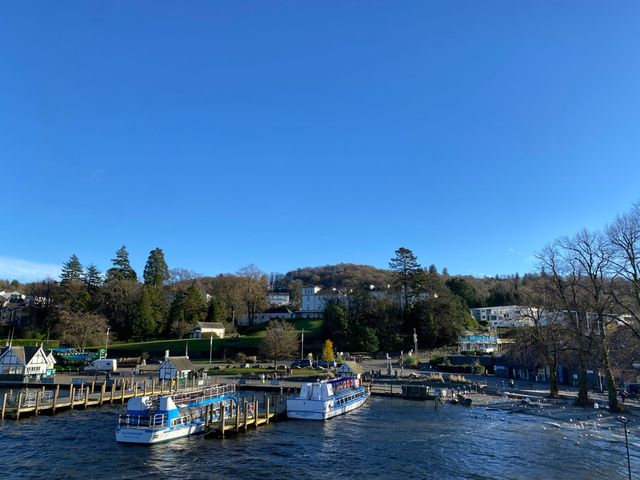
[
  {"xmin": 162, "ymin": 356, "xmax": 194, "ymax": 371},
  {"xmin": 336, "ymin": 361, "xmax": 364, "ymax": 375},
  {"xmin": 0, "ymin": 345, "xmax": 44, "ymax": 365},
  {"xmin": 194, "ymin": 322, "xmax": 225, "ymax": 330},
  {"xmin": 264, "ymin": 306, "xmax": 293, "ymax": 314}
]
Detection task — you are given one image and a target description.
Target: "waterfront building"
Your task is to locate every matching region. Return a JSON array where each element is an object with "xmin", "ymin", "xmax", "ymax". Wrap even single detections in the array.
[
  {"xmin": 469, "ymin": 305, "xmax": 535, "ymax": 328},
  {"xmin": 190, "ymin": 321, "xmax": 226, "ymax": 339},
  {"xmin": 458, "ymin": 334, "xmax": 500, "ymax": 353},
  {"xmin": 0, "ymin": 344, "xmax": 51, "ymax": 380},
  {"xmin": 159, "ymin": 355, "xmax": 194, "ymax": 381}
]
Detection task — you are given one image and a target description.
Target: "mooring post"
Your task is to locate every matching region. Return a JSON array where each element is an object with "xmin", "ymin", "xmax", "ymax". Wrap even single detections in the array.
[
  {"xmin": 15, "ymin": 392, "xmax": 23, "ymax": 420},
  {"xmin": 84, "ymin": 386, "xmax": 89, "ymax": 409},
  {"xmin": 100, "ymin": 382, "xmax": 105, "ymax": 405},
  {"xmin": 121, "ymin": 381, "xmax": 126, "ymax": 403},
  {"xmin": 235, "ymin": 400, "xmax": 240, "ymax": 432},
  {"xmin": 70, "ymin": 386, "xmax": 75, "ymax": 410},
  {"xmin": 254, "ymin": 399, "xmax": 258, "ymax": 427},
  {"xmin": 35, "ymin": 390, "xmax": 41, "ymax": 415},
  {"xmin": 220, "ymin": 406, "xmax": 226, "ymax": 438},
  {"xmin": 110, "ymin": 382, "xmax": 116, "ymax": 404},
  {"xmin": 1, "ymin": 392, "xmax": 7, "ymax": 420},
  {"xmin": 53, "ymin": 385, "xmax": 60, "ymax": 414},
  {"xmin": 91, "ymin": 381, "xmax": 95, "ymax": 394},
  {"xmin": 266, "ymin": 397, "xmax": 270, "ymax": 424},
  {"xmin": 243, "ymin": 400, "xmax": 249, "ymax": 431}
]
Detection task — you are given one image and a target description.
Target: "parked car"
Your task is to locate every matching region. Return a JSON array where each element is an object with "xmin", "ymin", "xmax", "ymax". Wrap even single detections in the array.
[
  {"xmin": 291, "ymin": 359, "xmax": 313, "ymax": 368},
  {"xmin": 313, "ymin": 360, "xmax": 336, "ymax": 368}
]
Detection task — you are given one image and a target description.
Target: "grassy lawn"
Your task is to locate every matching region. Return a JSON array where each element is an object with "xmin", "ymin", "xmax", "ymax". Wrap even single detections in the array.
[{"xmin": 106, "ymin": 318, "xmax": 325, "ymax": 359}]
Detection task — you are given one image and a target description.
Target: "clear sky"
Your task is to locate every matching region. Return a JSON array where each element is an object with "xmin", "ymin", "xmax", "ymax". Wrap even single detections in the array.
[{"xmin": 2, "ymin": 1, "xmax": 640, "ymax": 283}]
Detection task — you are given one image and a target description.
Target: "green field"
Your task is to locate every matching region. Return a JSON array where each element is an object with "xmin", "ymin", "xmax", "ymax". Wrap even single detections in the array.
[{"xmin": 107, "ymin": 318, "xmax": 325, "ymax": 360}]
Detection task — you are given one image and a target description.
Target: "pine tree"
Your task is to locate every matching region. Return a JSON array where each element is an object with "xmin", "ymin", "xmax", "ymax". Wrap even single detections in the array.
[
  {"xmin": 83, "ymin": 264, "xmax": 103, "ymax": 292},
  {"xmin": 183, "ymin": 285, "xmax": 208, "ymax": 324},
  {"xmin": 134, "ymin": 285, "xmax": 166, "ymax": 339},
  {"xmin": 106, "ymin": 245, "xmax": 137, "ymax": 282},
  {"xmin": 143, "ymin": 248, "xmax": 169, "ymax": 288},
  {"xmin": 60, "ymin": 254, "xmax": 84, "ymax": 284},
  {"xmin": 206, "ymin": 296, "xmax": 226, "ymax": 323},
  {"xmin": 389, "ymin": 247, "xmax": 422, "ymax": 308}
]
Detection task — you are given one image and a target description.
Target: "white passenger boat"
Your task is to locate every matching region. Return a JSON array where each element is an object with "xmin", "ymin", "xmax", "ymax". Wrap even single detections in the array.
[
  {"xmin": 287, "ymin": 362, "xmax": 369, "ymax": 420},
  {"xmin": 116, "ymin": 384, "xmax": 236, "ymax": 444}
]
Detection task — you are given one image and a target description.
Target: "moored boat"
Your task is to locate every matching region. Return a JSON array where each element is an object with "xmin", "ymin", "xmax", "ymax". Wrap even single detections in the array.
[
  {"xmin": 287, "ymin": 361, "xmax": 369, "ymax": 420},
  {"xmin": 116, "ymin": 383, "xmax": 236, "ymax": 444}
]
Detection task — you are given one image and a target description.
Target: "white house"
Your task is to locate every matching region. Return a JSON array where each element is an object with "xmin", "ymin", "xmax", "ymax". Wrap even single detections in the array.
[
  {"xmin": 0, "ymin": 345, "xmax": 51, "ymax": 379},
  {"xmin": 159, "ymin": 355, "xmax": 195, "ymax": 381},
  {"xmin": 237, "ymin": 306, "xmax": 294, "ymax": 326},
  {"xmin": 268, "ymin": 291, "xmax": 290, "ymax": 306},
  {"xmin": 298, "ymin": 285, "xmax": 348, "ymax": 319},
  {"xmin": 469, "ymin": 306, "xmax": 535, "ymax": 328},
  {"xmin": 190, "ymin": 322, "xmax": 226, "ymax": 339}
]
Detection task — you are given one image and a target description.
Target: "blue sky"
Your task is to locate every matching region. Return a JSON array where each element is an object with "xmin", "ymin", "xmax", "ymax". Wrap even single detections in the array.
[{"xmin": 1, "ymin": 1, "xmax": 640, "ymax": 282}]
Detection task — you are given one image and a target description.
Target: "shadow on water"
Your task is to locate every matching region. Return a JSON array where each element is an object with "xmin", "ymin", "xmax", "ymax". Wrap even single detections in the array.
[{"xmin": 0, "ymin": 396, "xmax": 638, "ymax": 479}]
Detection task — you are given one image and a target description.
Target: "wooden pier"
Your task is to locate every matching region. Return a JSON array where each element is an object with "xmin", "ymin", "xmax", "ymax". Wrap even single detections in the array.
[
  {"xmin": 204, "ymin": 393, "xmax": 287, "ymax": 438},
  {"xmin": 0, "ymin": 378, "xmax": 210, "ymax": 420}
]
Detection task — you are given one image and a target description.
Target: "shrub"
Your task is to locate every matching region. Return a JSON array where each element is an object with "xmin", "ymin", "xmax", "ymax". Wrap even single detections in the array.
[
  {"xmin": 235, "ymin": 352, "xmax": 247, "ymax": 363},
  {"xmin": 448, "ymin": 374, "xmax": 471, "ymax": 384},
  {"xmin": 423, "ymin": 373, "xmax": 444, "ymax": 383},
  {"xmin": 404, "ymin": 356, "xmax": 420, "ymax": 368}
]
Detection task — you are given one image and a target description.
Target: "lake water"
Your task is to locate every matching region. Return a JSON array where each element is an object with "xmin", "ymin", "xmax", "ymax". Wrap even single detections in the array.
[{"xmin": 0, "ymin": 395, "xmax": 638, "ymax": 479}]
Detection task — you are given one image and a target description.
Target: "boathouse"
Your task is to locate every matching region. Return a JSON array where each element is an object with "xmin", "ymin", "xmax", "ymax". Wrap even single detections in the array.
[
  {"xmin": 159, "ymin": 356, "xmax": 195, "ymax": 381},
  {"xmin": 0, "ymin": 344, "xmax": 51, "ymax": 381}
]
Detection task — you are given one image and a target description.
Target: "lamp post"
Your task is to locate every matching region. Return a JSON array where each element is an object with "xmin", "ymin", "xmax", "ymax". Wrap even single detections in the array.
[
  {"xmin": 618, "ymin": 416, "xmax": 632, "ymax": 480},
  {"xmin": 413, "ymin": 328, "xmax": 418, "ymax": 358},
  {"xmin": 209, "ymin": 335, "xmax": 213, "ymax": 364},
  {"xmin": 105, "ymin": 327, "xmax": 111, "ymax": 358}
]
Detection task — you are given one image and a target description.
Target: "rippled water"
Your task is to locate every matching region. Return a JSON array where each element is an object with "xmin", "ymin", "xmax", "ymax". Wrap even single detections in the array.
[{"xmin": 1, "ymin": 396, "xmax": 638, "ymax": 479}]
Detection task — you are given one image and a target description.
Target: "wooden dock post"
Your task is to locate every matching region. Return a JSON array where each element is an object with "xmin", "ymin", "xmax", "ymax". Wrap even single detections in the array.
[
  {"xmin": 134, "ymin": 382, "xmax": 138, "ymax": 397},
  {"xmin": 110, "ymin": 382, "xmax": 116, "ymax": 404},
  {"xmin": 91, "ymin": 381, "xmax": 95, "ymax": 394},
  {"xmin": 121, "ymin": 381, "xmax": 126, "ymax": 403},
  {"xmin": 84, "ymin": 386, "xmax": 89, "ymax": 409},
  {"xmin": 53, "ymin": 385, "xmax": 60, "ymax": 414},
  {"xmin": 253, "ymin": 399, "xmax": 258, "ymax": 428},
  {"xmin": 1, "ymin": 392, "xmax": 7, "ymax": 420},
  {"xmin": 35, "ymin": 390, "xmax": 42, "ymax": 415},
  {"xmin": 152, "ymin": 379, "xmax": 156, "ymax": 394},
  {"xmin": 70, "ymin": 386, "xmax": 75, "ymax": 410},
  {"xmin": 243, "ymin": 400, "xmax": 249, "ymax": 431},
  {"xmin": 100, "ymin": 383, "xmax": 105, "ymax": 405},
  {"xmin": 16, "ymin": 392, "xmax": 23, "ymax": 420},
  {"xmin": 235, "ymin": 400, "xmax": 240, "ymax": 432},
  {"xmin": 266, "ymin": 397, "xmax": 270, "ymax": 424},
  {"xmin": 220, "ymin": 406, "xmax": 226, "ymax": 438}
]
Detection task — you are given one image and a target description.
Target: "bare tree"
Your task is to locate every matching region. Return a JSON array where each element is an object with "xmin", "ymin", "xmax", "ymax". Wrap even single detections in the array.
[
  {"xmin": 607, "ymin": 204, "xmax": 640, "ymax": 339},
  {"xmin": 260, "ymin": 320, "xmax": 299, "ymax": 370},
  {"xmin": 237, "ymin": 264, "xmax": 268, "ymax": 326},
  {"xmin": 56, "ymin": 311, "xmax": 109, "ymax": 352}
]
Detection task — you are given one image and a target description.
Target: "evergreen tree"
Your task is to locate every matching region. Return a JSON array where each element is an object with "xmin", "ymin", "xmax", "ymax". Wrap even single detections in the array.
[
  {"xmin": 183, "ymin": 285, "xmax": 208, "ymax": 324},
  {"xmin": 389, "ymin": 247, "xmax": 422, "ymax": 308},
  {"xmin": 206, "ymin": 296, "xmax": 226, "ymax": 323},
  {"xmin": 60, "ymin": 254, "xmax": 83, "ymax": 284},
  {"xmin": 134, "ymin": 285, "xmax": 166, "ymax": 339},
  {"xmin": 106, "ymin": 245, "xmax": 137, "ymax": 282},
  {"xmin": 83, "ymin": 264, "xmax": 103, "ymax": 292},
  {"xmin": 143, "ymin": 247, "xmax": 170, "ymax": 288}
]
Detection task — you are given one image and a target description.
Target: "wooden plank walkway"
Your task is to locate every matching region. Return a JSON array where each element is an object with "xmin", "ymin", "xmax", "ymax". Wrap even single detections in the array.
[
  {"xmin": 204, "ymin": 394, "xmax": 287, "ymax": 438},
  {"xmin": 1, "ymin": 378, "xmax": 212, "ymax": 420}
]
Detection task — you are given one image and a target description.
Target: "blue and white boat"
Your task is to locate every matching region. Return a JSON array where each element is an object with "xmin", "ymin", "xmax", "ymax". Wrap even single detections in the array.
[
  {"xmin": 287, "ymin": 362, "xmax": 369, "ymax": 420},
  {"xmin": 116, "ymin": 384, "xmax": 236, "ymax": 444}
]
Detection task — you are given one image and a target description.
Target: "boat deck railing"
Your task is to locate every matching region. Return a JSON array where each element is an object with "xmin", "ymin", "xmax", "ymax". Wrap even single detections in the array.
[
  {"xmin": 171, "ymin": 383, "xmax": 236, "ymax": 406},
  {"xmin": 118, "ymin": 412, "xmax": 168, "ymax": 430}
]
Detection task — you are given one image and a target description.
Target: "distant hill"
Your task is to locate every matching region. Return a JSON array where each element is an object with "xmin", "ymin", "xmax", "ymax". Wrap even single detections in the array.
[{"xmin": 284, "ymin": 263, "xmax": 394, "ymax": 291}]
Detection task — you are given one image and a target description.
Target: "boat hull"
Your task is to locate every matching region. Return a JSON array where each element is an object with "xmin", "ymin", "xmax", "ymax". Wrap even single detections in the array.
[
  {"xmin": 287, "ymin": 388, "xmax": 370, "ymax": 420},
  {"xmin": 116, "ymin": 421, "xmax": 205, "ymax": 444}
]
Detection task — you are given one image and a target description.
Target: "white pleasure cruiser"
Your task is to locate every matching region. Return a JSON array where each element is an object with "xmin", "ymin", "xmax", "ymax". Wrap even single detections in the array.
[
  {"xmin": 287, "ymin": 362, "xmax": 370, "ymax": 420},
  {"xmin": 116, "ymin": 384, "xmax": 236, "ymax": 444}
]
